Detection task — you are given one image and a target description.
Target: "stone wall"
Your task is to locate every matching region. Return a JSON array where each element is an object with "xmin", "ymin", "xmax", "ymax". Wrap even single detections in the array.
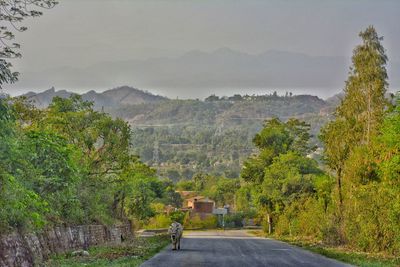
[{"xmin": 0, "ymin": 224, "xmax": 134, "ymax": 267}]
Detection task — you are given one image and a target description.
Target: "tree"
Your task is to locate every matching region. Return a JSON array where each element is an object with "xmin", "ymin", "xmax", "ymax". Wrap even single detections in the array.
[
  {"xmin": 205, "ymin": 94, "xmax": 219, "ymax": 101},
  {"xmin": 0, "ymin": 0, "xmax": 58, "ymax": 88},
  {"xmin": 320, "ymin": 26, "xmax": 388, "ymax": 209},
  {"xmin": 31, "ymin": 95, "xmax": 132, "ymax": 178},
  {"xmin": 242, "ymin": 118, "xmax": 315, "ymax": 184},
  {"xmin": 337, "ymin": 26, "xmax": 388, "ymax": 145},
  {"xmin": 0, "ymin": 98, "xmax": 48, "ymax": 231}
]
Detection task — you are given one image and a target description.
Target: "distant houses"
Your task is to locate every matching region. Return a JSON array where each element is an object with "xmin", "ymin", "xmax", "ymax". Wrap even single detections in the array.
[
  {"xmin": 177, "ymin": 191, "xmax": 229, "ymax": 223},
  {"xmin": 186, "ymin": 196, "xmax": 215, "ymax": 214}
]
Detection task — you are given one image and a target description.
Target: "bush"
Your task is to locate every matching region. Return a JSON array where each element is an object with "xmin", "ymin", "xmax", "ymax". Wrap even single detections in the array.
[
  {"xmin": 145, "ymin": 214, "xmax": 172, "ymax": 229},
  {"xmin": 170, "ymin": 211, "xmax": 186, "ymax": 224},
  {"xmin": 183, "ymin": 213, "xmax": 217, "ymax": 229},
  {"xmin": 201, "ymin": 215, "xmax": 218, "ymax": 229},
  {"xmin": 225, "ymin": 213, "xmax": 245, "ymax": 228}
]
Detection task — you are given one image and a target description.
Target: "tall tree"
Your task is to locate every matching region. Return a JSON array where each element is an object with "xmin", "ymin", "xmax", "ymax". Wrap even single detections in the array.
[{"xmin": 321, "ymin": 26, "xmax": 388, "ymax": 212}]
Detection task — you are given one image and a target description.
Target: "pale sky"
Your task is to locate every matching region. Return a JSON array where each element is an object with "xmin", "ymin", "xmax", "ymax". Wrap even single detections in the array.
[{"xmin": 3, "ymin": 0, "xmax": 400, "ymax": 98}]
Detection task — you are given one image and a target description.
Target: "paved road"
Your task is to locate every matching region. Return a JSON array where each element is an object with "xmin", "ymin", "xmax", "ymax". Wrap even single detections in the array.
[{"xmin": 141, "ymin": 230, "xmax": 351, "ymax": 267}]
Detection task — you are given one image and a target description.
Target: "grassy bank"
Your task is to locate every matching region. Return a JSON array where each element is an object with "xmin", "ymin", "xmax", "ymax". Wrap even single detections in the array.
[
  {"xmin": 44, "ymin": 235, "xmax": 170, "ymax": 267},
  {"xmin": 248, "ymin": 231, "xmax": 400, "ymax": 267}
]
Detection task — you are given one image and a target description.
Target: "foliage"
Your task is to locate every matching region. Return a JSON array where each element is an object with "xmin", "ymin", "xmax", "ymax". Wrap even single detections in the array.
[
  {"xmin": 320, "ymin": 25, "xmax": 389, "ymax": 210},
  {"xmin": 176, "ymin": 179, "xmax": 195, "ymax": 191},
  {"xmin": 0, "ymin": 98, "xmax": 49, "ymax": 231},
  {"xmin": 184, "ymin": 214, "xmax": 217, "ymax": 229},
  {"xmin": 317, "ymin": 26, "xmax": 400, "ymax": 255},
  {"xmin": 169, "ymin": 210, "xmax": 186, "ymax": 224},
  {"xmin": 235, "ymin": 27, "xmax": 400, "ymax": 255},
  {"xmin": 0, "ymin": 96, "xmax": 178, "ymax": 232},
  {"xmin": 125, "ymin": 94, "xmax": 329, "ymax": 179},
  {"xmin": 277, "ymin": 236, "xmax": 400, "ymax": 267},
  {"xmin": 225, "ymin": 212, "xmax": 245, "ymax": 228},
  {"xmin": 146, "ymin": 214, "xmax": 172, "ymax": 229},
  {"xmin": 238, "ymin": 115, "xmax": 324, "ymax": 234}
]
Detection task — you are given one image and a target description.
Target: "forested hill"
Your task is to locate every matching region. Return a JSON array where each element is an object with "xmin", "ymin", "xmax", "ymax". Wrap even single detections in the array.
[
  {"xmin": 22, "ymin": 86, "xmax": 167, "ymax": 109},
  {"xmin": 19, "ymin": 87, "xmax": 335, "ymax": 180}
]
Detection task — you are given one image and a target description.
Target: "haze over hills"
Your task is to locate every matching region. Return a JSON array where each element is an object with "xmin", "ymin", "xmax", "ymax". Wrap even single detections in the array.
[{"xmin": 9, "ymin": 48, "xmax": 400, "ymax": 98}]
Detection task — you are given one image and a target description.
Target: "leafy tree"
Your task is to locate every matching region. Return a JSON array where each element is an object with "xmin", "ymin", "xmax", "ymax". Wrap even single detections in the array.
[
  {"xmin": 203, "ymin": 177, "xmax": 240, "ymax": 207},
  {"xmin": 30, "ymin": 95, "xmax": 131, "ymax": 178},
  {"xmin": 176, "ymin": 179, "xmax": 195, "ymax": 191},
  {"xmin": 320, "ymin": 26, "xmax": 388, "ymax": 210},
  {"xmin": 259, "ymin": 152, "xmax": 323, "ymax": 233},
  {"xmin": 0, "ymin": 99, "xmax": 48, "ymax": 231},
  {"xmin": 123, "ymin": 175, "xmax": 156, "ymax": 220},
  {"xmin": 342, "ymin": 95, "xmax": 400, "ymax": 253},
  {"xmin": 235, "ymin": 185, "xmax": 254, "ymax": 213},
  {"xmin": 241, "ymin": 118, "xmax": 315, "ymax": 184},
  {"xmin": 24, "ymin": 130, "xmax": 84, "ymax": 224}
]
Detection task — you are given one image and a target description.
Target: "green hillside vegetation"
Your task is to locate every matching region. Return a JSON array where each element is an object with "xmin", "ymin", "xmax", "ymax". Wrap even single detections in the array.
[{"xmin": 116, "ymin": 94, "xmax": 330, "ymax": 180}]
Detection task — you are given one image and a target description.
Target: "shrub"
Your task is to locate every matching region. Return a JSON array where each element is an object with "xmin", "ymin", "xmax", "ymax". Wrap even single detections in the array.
[
  {"xmin": 183, "ymin": 213, "xmax": 217, "ymax": 229},
  {"xmin": 201, "ymin": 215, "xmax": 218, "ymax": 229},
  {"xmin": 225, "ymin": 212, "xmax": 245, "ymax": 228},
  {"xmin": 170, "ymin": 211, "xmax": 186, "ymax": 224},
  {"xmin": 146, "ymin": 214, "xmax": 171, "ymax": 229}
]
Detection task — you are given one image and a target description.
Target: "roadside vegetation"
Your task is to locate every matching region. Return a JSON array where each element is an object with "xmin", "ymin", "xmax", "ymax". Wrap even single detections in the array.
[
  {"xmin": 238, "ymin": 26, "xmax": 400, "ymax": 261},
  {"xmin": 0, "ymin": 95, "xmax": 182, "ymax": 232},
  {"xmin": 279, "ymin": 236, "xmax": 400, "ymax": 267},
  {"xmin": 44, "ymin": 235, "xmax": 170, "ymax": 267}
]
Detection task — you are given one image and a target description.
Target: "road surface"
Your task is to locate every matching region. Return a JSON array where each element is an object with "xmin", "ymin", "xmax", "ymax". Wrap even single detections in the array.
[{"xmin": 141, "ymin": 230, "xmax": 351, "ymax": 267}]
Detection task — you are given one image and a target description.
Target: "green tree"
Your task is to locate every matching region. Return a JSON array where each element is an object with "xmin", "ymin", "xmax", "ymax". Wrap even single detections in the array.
[
  {"xmin": 0, "ymin": 99, "xmax": 48, "ymax": 231},
  {"xmin": 320, "ymin": 26, "xmax": 388, "ymax": 210},
  {"xmin": 242, "ymin": 118, "xmax": 315, "ymax": 184}
]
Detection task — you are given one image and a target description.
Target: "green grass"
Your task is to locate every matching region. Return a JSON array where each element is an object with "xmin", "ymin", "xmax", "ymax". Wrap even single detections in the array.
[
  {"xmin": 277, "ymin": 236, "xmax": 400, "ymax": 267},
  {"xmin": 44, "ymin": 235, "xmax": 170, "ymax": 267}
]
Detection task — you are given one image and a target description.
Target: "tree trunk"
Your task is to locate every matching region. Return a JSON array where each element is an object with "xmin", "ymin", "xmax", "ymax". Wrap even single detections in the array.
[
  {"xmin": 267, "ymin": 213, "xmax": 272, "ymax": 234},
  {"xmin": 337, "ymin": 167, "xmax": 343, "ymax": 208},
  {"xmin": 366, "ymin": 85, "xmax": 372, "ymax": 145}
]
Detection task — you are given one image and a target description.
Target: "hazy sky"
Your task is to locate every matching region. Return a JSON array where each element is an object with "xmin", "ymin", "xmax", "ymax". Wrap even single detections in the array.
[{"xmin": 3, "ymin": 0, "xmax": 400, "ymax": 98}]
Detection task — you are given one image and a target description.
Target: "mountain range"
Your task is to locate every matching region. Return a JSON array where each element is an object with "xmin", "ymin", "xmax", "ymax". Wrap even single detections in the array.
[{"xmin": 10, "ymin": 48, "xmax": 400, "ymax": 98}]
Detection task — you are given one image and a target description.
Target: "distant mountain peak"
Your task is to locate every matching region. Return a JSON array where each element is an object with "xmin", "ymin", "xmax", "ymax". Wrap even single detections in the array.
[
  {"xmin": 20, "ymin": 86, "xmax": 167, "ymax": 109},
  {"xmin": 212, "ymin": 47, "xmax": 240, "ymax": 55},
  {"xmin": 44, "ymin": 87, "xmax": 56, "ymax": 93}
]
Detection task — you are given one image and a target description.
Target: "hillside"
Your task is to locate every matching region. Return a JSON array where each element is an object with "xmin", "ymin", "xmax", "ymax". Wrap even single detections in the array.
[
  {"xmin": 16, "ymin": 87, "xmax": 334, "ymax": 180},
  {"xmin": 113, "ymin": 94, "xmax": 332, "ymax": 180}
]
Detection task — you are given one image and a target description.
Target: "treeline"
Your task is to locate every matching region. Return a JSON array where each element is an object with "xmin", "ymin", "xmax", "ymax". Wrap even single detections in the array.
[
  {"xmin": 234, "ymin": 26, "xmax": 400, "ymax": 255},
  {"xmin": 0, "ymin": 95, "xmax": 181, "ymax": 232},
  {"xmin": 205, "ymin": 92, "xmax": 308, "ymax": 102}
]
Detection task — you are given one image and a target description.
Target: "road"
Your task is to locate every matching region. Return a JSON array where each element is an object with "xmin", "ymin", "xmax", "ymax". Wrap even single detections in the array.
[{"xmin": 141, "ymin": 230, "xmax": 351, "ymax": 267}]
